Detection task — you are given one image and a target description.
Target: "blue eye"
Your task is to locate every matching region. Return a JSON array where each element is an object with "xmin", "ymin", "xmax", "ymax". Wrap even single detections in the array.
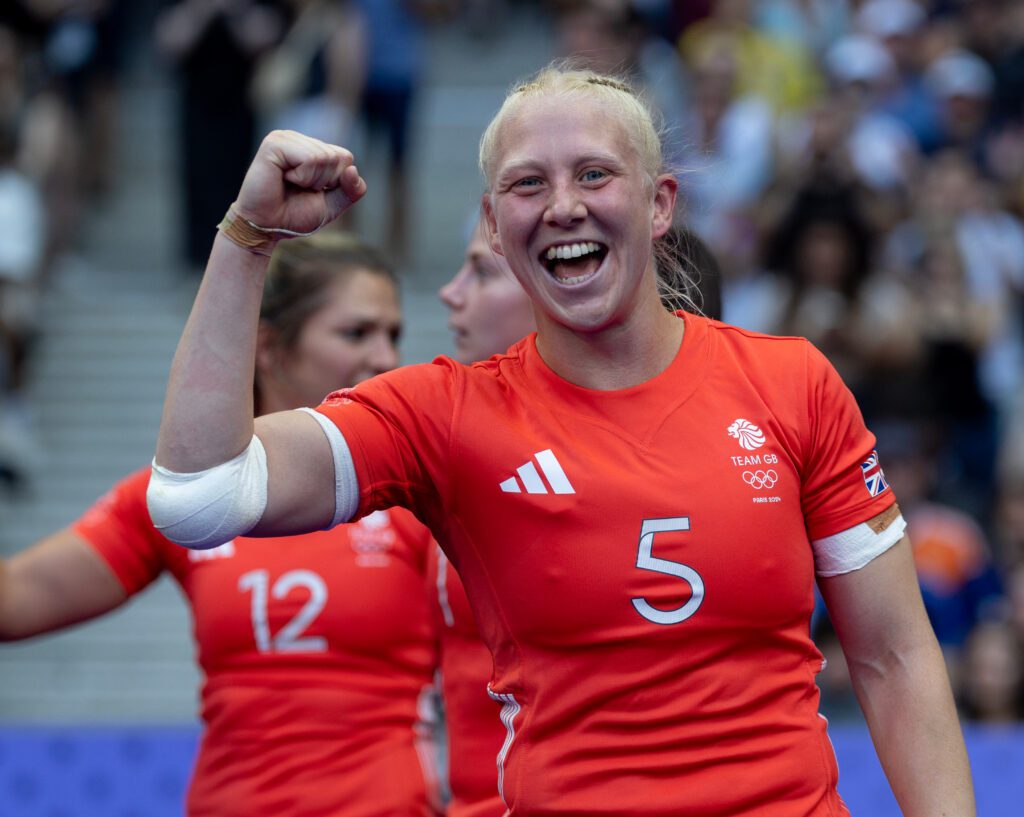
[
  {"xmin": 582, "ymin": 169, "xmax": 607, "ymax": 182},
  {"xmin": 514, "ymin": 177, "xmax": 541, "ymax": 189}
]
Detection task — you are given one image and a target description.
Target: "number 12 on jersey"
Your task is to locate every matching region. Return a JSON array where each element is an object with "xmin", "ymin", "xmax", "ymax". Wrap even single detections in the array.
[
  {"xmin": 238, "ymin": 569, "xmax": 329, "ymax": 653},
  {"xmin": 631, "ymin": 517, "xmax": 705, "ymax": 625}
]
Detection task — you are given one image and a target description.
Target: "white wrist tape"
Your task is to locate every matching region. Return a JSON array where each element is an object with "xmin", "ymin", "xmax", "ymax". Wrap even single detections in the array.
[
  {"xmin": 812, "ymin": 512, "xmax": 907, "ymax": 576},
  {"xmin": 147, "ymin": 436, "xmax": 269, "ymax": 550}
]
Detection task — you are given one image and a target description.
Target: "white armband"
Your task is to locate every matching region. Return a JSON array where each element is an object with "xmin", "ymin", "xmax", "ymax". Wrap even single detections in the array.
[
  {"xmin": 147, "ymin": 436, "xmax": 269, "ymax": 550},
  {"xmin": 812, "ymin": 512, "xmax": 907, "ymax": 576},
  {"xmin": 295, "ymin": 407, "xmax": 359, "ymax": 527}
]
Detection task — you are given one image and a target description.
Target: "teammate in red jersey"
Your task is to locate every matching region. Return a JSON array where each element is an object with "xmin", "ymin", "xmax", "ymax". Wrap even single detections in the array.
[
  {"xmin": 153, "ymin": 67, "xmax": 976, "ymax": 817},
  {"xmin": 0, "ymin": 233, "xmax": 441, "ymax": 817}
]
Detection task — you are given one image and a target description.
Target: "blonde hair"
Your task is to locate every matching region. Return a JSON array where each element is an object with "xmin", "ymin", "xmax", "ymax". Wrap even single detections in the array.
[
  {"xmin": 479, "ymin": 63, "xmax": 664, "ymax": 186},
  {"xmin": 478, "ymin": 63, "xmax": 700, "ymax": 314}
]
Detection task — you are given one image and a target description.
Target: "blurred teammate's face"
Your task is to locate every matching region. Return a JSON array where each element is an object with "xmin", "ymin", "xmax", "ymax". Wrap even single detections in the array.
[
  {"xmin": 439, "ymin": 221, "xmax": 535, "ymax": 364},
  {"xmin": 259, "ymin": 269, "xmax": 401, "ymax": 411},
  {"xmin": 483, "ymin": 93, "xmax": 675, "ymax": 336}
]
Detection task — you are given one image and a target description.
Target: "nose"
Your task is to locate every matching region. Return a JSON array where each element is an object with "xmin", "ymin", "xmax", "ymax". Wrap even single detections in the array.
[
  {"xmin": 544, "ymin": 180, "xmax": 586, "ymax": 227},
  {"xmin": 367, "ymin": 332, "xmax": 400, "ymax": 375},
  {"xmin": 439, "ymin": 265, "xmax": 470, "ymax": 308}
]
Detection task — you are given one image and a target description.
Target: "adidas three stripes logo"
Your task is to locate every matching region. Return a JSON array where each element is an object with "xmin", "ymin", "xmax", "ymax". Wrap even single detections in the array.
[{"xmin": 499, "ymin": 449, "xmax": 575, "ymax": 495}]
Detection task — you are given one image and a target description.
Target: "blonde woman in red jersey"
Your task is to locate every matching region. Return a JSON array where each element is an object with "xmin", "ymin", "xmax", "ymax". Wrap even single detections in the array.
[
  {"xmin": 152, "ymin": 67, "xmax": 976, "ymax": 817},
  {"xmin": 433, "ymin": 218, "xmax": 726, "ymax": 816},
  {"xmin": 0, "ymin": 233, "xmax": 441, "ymax": 817}
]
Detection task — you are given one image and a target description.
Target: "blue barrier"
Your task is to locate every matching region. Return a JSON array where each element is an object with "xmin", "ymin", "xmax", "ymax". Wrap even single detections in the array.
[
  {"xmin": 830, "ymin": 723, "xmax": 1024, "ymax": 816},
  {"xmin": 0, "ymin": 726, "xmax": 197, "ymax": 817},
  {"xmin": 0, "ymin": 723, "xmax": 1020, "ymax": 816}
]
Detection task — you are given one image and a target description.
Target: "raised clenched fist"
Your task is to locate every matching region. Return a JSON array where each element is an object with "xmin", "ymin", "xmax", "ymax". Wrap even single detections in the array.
[{"xmin": 233, "ymin": 130, "xmax": 367, "ymax": 235}]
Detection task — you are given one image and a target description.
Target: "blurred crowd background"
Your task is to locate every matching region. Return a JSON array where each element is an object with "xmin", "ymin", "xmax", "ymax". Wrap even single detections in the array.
[{"xmin": 2, "ymin": 0, "xmax": 1024, "ymax": 744}]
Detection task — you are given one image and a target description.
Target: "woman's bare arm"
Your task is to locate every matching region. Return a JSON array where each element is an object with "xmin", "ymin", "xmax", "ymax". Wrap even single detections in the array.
[
  {"xmin": 819, "ymin": 532, "xmax": 976, "ymax": 817},
  {"xmin": 0, "ymin": 529, "xmax": 127, "ymax": 641},
  {"xmin": 154, "ymin": 131, "xmax": 365, "ymax": 535}
]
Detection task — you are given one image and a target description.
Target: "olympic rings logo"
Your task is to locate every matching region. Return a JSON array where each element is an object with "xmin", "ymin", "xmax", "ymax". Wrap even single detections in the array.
[{"xmin": 742, "ymin": 470, "xmax": 778, "ymax": 489}]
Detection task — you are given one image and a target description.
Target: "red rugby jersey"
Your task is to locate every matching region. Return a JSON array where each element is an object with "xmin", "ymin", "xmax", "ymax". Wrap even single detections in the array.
[
  {"xmin": 426, "ymin": 546, "xmax": 506, "ymax": 817},
  {"xmin": 73, "ymin": 468, "xmax": 440, "ymax": 817},
  {"xmin": 317, "ymin": 313, "xmax": 896, "ymax": 817}
]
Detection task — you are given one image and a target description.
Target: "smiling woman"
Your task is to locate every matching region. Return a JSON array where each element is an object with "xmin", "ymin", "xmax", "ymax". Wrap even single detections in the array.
[
  {"xmin": 478, "ymin": 81, "xmax": 678, "ymax": 370},
  {"xmin": 150, "ymin": 66, "xmax": 976, "ymax": 817}
]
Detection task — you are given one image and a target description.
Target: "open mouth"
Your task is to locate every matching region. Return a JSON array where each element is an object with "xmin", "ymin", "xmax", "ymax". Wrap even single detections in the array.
[{"xmin": 540, "ymin": 241, "xmax": 608, "ymax": 285}]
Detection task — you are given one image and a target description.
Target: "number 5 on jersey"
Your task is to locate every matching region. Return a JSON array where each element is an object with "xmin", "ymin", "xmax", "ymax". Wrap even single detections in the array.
[{"xmin": 631, "ymin": 517, "xmax": 705, "ymax": 625}]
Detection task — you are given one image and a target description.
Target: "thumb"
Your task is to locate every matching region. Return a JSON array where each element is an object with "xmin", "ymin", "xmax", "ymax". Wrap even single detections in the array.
[{"xmin": 324, "ymin": 164, "xmax": 367, "ymax": 217}]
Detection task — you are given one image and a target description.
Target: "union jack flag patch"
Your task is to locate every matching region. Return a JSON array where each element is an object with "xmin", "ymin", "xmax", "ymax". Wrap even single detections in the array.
[{"xmin": 860, "ymin": 449, "xmax": 889, "ymax": 497}]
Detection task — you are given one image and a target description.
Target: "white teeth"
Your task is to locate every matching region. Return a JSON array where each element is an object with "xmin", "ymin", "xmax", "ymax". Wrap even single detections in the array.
[
  {"xmin": 545, "ymin": 242, "xmax": 601, "ymax": 261},
  {"xmin": 555, "ymin": 272, "xmax": 594, "ymax": 285}
]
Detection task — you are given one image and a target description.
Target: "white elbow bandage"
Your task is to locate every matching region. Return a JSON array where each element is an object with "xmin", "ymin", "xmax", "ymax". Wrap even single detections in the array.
[
  {"xmin": 147, "ymin": 436, "xmax": 269, "ymax": 550},
  {"xmin": 812, "ymin": 512, "xmax": 907, "ymax": 576}
]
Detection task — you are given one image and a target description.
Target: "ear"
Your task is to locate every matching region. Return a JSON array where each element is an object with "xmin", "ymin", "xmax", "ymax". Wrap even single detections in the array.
[
  {"xmin": 650, "ymin": 173, "xmax": 678, "ymax": 241},
  {"xmin": 481, "ymin": 193, "xmax": 504, "ymax": 257}
]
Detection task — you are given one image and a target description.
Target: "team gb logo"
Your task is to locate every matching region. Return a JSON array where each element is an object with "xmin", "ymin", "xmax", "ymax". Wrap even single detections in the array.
[{"xmin": 728, "ymin": 419, "xmax": 766, "ymax": 451}]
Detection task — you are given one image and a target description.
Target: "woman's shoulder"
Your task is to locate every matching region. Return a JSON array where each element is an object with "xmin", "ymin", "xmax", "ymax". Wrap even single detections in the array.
[
  {"xmin": 702, "ymin": 314, "xmax": 815, "ymax": 358},
  {"xmin": 697, "ymin": 314, "xmax": 838, "ymax": 391}
]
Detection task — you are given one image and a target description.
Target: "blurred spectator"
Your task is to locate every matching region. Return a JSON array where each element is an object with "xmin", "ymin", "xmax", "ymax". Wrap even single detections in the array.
[
  {"xmin": 156, "ymin": 0, "xmax": 283, "ymax": 270},
  {"xmin": 753, "ymin": 0, "xmax": 850, "ymax": 58},
  {"xmin": 677, "ymin": 41, "xmax": 773, "ymax": 265},
  {"xmin": 855, "ymin": 0, "xmax": 943, "ymax": 151},
  {"xmin": 860, "ymin": 233, "xmax": 995, "ymax": 415},
  {"xmin": 250, "ymin": 0, "xmax": 365, "ymax": 148},
  {"xmin": 725, "ymin": 96, "xmax": 866, "ymax": 333},
  {"xmin": 0, "ymin": 107, "xmax": 45, "ymax": 486},
  {"xmin": 759, "ymin": 181, "xmax": 875, "ymax": 388},
  {"xmin": 818, "ymin": 34, "xmax": 920, "ymax": 196},
  {"xmin": 680, "ymin": 0, "xmax": 823, "ymax": 113},
  {"xmin": 37, "ymin": 0, "xmax": 128, "ymax": 200},
  {"xmin": 958, "ymin": 619, "xmax": 1024, "ymax": 723},
  {"xmin": 883, "ymin": 152, "xmax": 1023, "ymax": 425},
  {"xmin": 859, "ymin": 228, "xmax": 999, "ymax": 514},
  {"xmin": 351, "ymin": 0, "xmax": 440, "ymax": 263},
  {"xmin": 878, "ymin": 422, "xmax": 1003, "ymax": 650},
  {"xmin": 925, "ymin": 48, "xmax": 997, "ymax": 168},
  {"xmin": 0, "ymin": 17, "xmax": 79, "ymax": 277}
]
